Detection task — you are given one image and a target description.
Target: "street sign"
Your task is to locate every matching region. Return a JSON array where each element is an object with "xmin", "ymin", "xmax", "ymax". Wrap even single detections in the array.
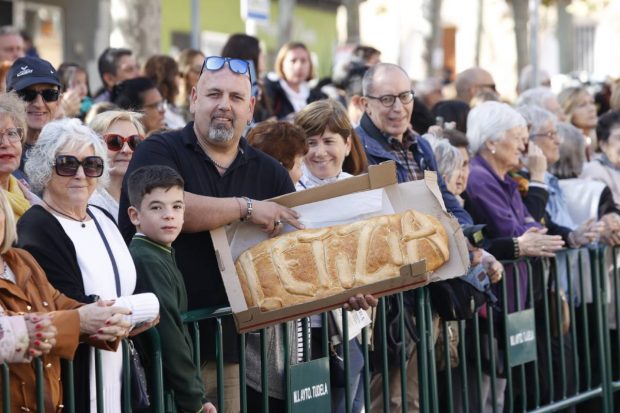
[
  {"xmin": 289, "ymin": 357, "xmax": 331, "ymax": 413},
  {"xmin": 506, "ymin": 308, "xmax": 537, "ymax": 367},
  {"xmin": 240, "ymin": 0, "xmax": 270, "ymax": 21}
]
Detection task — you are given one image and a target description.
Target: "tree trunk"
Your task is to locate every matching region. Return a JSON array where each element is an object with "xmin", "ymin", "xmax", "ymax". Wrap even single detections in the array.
[
  {"xmin": 424, "ymin": 0, "xmax": 443, "ymax": 77},
  {"xmin": 344, "ymin": 0, "xmax": 361, "ymax": 45},
  {"xmin": 556, "ymin": 0, "xmax": 573, "ymax": 73},
  {"xmin": 475, "ymin": 0, "xmax": 484, "ymax": 66},
  {"xmin": 110, "ymin": 0, "xmax": 160, "ymax": 64},
  {"xmin": 278, "ymin": 0, "xmax": 297, "ymax": 48},
  {"xmin": 511, "ymin": 0, "xmax": 530, "ymax": 73}
]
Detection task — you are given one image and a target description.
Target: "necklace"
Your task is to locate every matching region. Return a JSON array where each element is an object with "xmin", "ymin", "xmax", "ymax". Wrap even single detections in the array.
[
  {"xmin": 44, "ymin": 201, "xmax": 88, "ymax": 228},
  {"xmin": 196, "ymin": 138, "xmax": 237, "ymax": 170},
  {"xmin": 208, "ymin": 156, "xmax": 230, "ymax": 170}
]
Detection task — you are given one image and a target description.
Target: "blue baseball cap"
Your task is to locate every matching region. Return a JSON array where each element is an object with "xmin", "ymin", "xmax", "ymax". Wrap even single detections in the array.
[{"xmin": 7, "ymin": 56, "xmax": 62, "ymax": 92}]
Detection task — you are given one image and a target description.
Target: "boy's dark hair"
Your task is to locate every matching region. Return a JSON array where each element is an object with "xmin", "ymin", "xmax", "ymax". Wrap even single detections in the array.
[{"xmin": 127, "ymin": 165, "xmax": 185, "ymax": 208}]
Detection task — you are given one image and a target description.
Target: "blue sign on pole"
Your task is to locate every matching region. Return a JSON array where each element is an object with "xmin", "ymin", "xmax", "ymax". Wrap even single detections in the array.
[{"xmin": 241, "ymin": 0, "xmax": 270, "ymax": 22}]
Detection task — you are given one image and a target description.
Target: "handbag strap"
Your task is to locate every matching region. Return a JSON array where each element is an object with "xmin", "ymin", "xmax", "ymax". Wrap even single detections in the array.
[{"xmin": 87, "ymin": 208, "xmax": 121, "ymax": 297}]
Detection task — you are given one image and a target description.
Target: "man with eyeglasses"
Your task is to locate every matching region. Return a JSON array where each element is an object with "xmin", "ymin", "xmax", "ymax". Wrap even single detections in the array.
[
  {"xmin": 7, "ymin": 56, "xmax": 63, "ymax": 180},
  {"xmin": 357, "ymin": 63, "xmax": 497, "ymax": 412},
  {"xmin": 357, "ymin": 63, "xmax": 471, "ymax": 225},
  {"xmin": 455, "ymin": 67, "xmax": 499, "ymax": 106},
  {"xmin": 119, "ymin": 55, "xmax": 311, "ymax": 412}
]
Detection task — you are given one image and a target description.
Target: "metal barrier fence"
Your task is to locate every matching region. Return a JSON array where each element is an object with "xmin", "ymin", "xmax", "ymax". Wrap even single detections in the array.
[{"xmin": 1, "ymin": 246, "xmax": 619, "ymax": 412}]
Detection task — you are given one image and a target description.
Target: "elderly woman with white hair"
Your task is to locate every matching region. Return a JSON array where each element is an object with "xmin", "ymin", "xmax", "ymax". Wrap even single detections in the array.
[
  {"xmin": 465, "ymin": 101, "xmax": 566, "ymax": 411},
  {"xmin": 466, "ymin": 101, "xmax": 565, "ymax": 262},
  {"xmin": 516, "ymin": 105, "xmax": 602, "ymax": 245},
  {"xmin": 16, "ymin": 118, "xmax": 159, "ymax": 412},
  {"xmin": 515, "ymin": 87, "xmax": 566, "ymax": 122},
  {"xmin": 433, "ymin": 139, "xmax": 467, "ymax": 202}
]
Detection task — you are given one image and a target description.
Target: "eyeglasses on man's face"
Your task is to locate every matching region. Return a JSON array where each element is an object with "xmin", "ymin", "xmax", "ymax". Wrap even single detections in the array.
[
  {"xmin": 475, "ymin": 83, "xmax": 497, "ymax": 92},
  {"xmin": 0, "ymin": 127, "xmax": 24, "ymax": 143},
  {"xmin": 365, "ymin": 90, "xmax": 415, "ymax": 107}
]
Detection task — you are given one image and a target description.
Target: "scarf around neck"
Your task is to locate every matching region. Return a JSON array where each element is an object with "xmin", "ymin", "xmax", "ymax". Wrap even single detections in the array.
[{"xmin": 4, "ymin": 175, "xmax": 30, "ymax": 220}]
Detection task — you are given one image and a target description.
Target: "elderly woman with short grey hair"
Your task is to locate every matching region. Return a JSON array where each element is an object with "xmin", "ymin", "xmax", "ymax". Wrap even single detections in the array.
[
  {"xmin": 516, "ymin": 87, "xmax": 566, "ymax": 122},
  {"xmin": 517, "ymin": 105, "xmax": 601, "ymax": 246},
  {"xmin": 16, "ymin": 118, "xmax": 155, "ymax": 412},
  {"xmin": 466, "ymin": 102, "xmax": 564, "ymax": 260},
  {"xmin": 465, "ymin": 101, "xmax": 566, "ymax": 412},
  {"xmin": 433, "ymin": 139, "xmax": 466, "ymax": 199}
]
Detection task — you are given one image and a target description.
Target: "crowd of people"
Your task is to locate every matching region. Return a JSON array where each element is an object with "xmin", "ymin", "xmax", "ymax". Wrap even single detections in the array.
[{"xmin": 0, "ymin": 23, "xmax": 620, "ymax": 413}]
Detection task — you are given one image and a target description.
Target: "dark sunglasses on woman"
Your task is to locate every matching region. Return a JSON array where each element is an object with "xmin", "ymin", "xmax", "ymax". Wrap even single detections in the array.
[
  {"xmin": 200, "ymin": 56, "xmax": 251, "ymax": 82},
  {"xmin": 17, "ymin": 88, "xmax": 60, "ymax": 102},
  {"xmin": 54, "ymin": 155, "xmax": 104, "ymax": 177},
  {"xmin": 103, "ymin": 134, "xmax": 143, "ymax": 151}
]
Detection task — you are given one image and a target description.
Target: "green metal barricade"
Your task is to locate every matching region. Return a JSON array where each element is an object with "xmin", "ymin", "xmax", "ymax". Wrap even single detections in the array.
[
  {"xmin": 0, "ymin": 328, "xmax": 165, "ymax": 413},
  {"xmin": 3, "ymin": 246, "xmax": 620, "ymax": 412},
  {"xmin": 433, "ymin": 246, "xmax": 615, "ymax": 413}
]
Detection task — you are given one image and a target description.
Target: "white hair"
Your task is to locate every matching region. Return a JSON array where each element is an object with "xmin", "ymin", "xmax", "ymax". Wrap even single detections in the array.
[
  {"xmin": 515, "ymin": 105, "xmax": 557, "ymax": 136},
  {"xmin": 515, "ymin": 87, "xmax": 555, "ymax": 109},
  {"xmin": 25, "ymin": 118, "xmax": 109, "ymax": 192},
  {"xmin": 467, "ymin": 101, "xmax": 527, "ymax": 154},
  {"xmin": 518, "ymin": 65, "xmax": 550, "ymax": 94},
  {"xmin": 549, "ymin": 122, "xmax": 586, "ymax": 178},
  {"xmin": 433, "ymin": 139, "xmax": 463, "ymax": 181}
]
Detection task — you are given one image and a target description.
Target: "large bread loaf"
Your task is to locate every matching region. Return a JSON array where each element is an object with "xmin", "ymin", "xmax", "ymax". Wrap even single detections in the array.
[{"xmin": 235, "ymin": 210, "xmax": 449, "ymax": 311}]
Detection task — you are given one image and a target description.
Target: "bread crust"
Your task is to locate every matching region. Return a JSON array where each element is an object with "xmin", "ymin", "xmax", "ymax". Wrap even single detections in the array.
[{"xmin": 235, "ymin": 210, "xmax": 449, "ymax": 311}]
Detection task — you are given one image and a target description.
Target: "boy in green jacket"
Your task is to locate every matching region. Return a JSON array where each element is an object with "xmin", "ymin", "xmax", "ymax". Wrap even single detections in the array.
[{"xmin": 127, "ymin": 165, "xmax": 216, "ymax": 413}]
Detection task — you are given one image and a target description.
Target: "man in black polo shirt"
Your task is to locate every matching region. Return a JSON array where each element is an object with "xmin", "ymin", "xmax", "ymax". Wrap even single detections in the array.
[{"xmin": 118, "ymin": 56, "xmax": 304, "ymax": 411}]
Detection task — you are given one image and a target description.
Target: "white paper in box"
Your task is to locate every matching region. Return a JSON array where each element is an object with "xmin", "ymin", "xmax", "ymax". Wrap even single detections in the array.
[{"xmin": 210, "ymin": 162, "xmax": 470, "ymax": 332}]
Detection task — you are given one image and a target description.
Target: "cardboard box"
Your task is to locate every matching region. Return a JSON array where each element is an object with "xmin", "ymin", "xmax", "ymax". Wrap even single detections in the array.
[{"xmin": 210, "ymin": 161, "xmax": 470, "ymax": 333}]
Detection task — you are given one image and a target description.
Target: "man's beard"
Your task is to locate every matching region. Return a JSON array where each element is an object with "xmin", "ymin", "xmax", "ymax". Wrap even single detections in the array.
[{"xmin": 208, "ymin": 124, "xmax": 235, "ymax": 142}]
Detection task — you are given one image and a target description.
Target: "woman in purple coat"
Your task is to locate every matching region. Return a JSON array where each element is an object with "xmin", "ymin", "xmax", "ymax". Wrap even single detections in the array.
[{"xmin": 464, "ymin": 101, "xmax": 565, "ymax": 411}]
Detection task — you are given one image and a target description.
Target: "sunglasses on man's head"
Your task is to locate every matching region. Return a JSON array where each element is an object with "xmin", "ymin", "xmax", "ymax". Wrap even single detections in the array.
[
  {"xmin": 103, "ymin": 134, "xmax": 143, "ymax": 152},
  {"xmin": 17, "ymin": 88, "xmax": 60, "ymax": 103},
  {"xmin": 54, "ymin": 155, "xmax": 104, "ymax": 178},
  {"xmin": 200, "ymin": 56, "xmax": 251, "ymax": 82}
]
